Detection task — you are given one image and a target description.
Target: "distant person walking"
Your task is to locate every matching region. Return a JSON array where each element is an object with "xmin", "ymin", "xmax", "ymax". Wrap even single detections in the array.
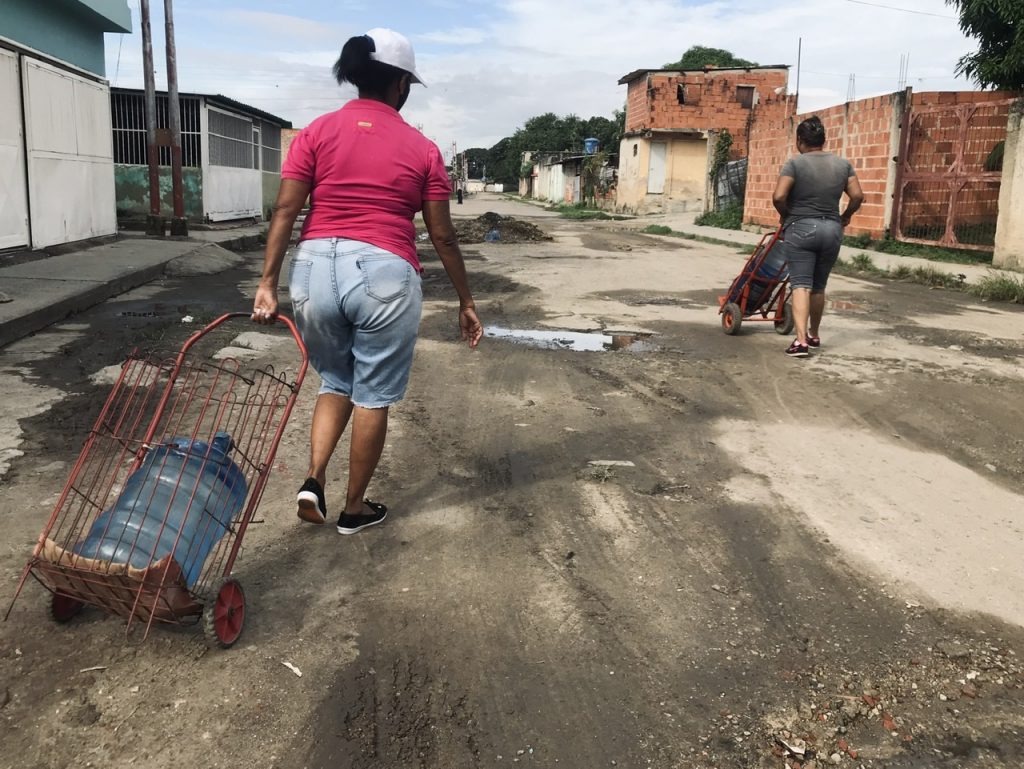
[
  {"xmin": 772, "ymin": 116, "xmax": 864, "ymax": 358},
  {"xmin": 252, "ymin": 28, "xmax": 482, "ymax": 535}
]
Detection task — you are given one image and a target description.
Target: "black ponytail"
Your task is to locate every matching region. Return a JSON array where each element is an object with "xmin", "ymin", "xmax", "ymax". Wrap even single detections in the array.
[
  {"xmin": 796, "ymin": 116, "xmax": 826, "ymax": 148},
  {"xmin": 333, "ymin": 35, "xmax": 405, "ymax": 97}
]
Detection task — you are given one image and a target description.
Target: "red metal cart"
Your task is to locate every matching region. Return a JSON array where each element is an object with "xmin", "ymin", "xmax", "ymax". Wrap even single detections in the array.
[
  {"xmin": 718, "ymin": 229, "xmax": 794, "ymax": 336},
  {"xmin": 6, "ymin": 313, "xmax": 308, "ymax": 648}
]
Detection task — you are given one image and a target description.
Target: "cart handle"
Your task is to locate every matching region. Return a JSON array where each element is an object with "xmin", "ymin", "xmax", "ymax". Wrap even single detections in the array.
[
  {"xmin": 181, "ymin": 312, "xmax": 308, "ymax": 365},
  {"xmin": 138, "ymin": 312, "xmax": 309, "ymax": 451}
]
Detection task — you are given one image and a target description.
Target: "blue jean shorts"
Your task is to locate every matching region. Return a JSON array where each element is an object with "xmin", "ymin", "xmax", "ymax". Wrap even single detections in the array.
[
  {"xmin": 783, "ymin": 217, "xmax": 843, "ymax": 291},
  {"xmin": 288, "ymin": 238, "xmax": 423, "ymax": 408}
]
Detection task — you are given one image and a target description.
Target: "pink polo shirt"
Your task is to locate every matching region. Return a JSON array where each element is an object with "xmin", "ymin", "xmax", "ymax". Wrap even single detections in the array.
[{"xmin": 281, "ymin": 99, "xmax": 452, "ymax": 272}]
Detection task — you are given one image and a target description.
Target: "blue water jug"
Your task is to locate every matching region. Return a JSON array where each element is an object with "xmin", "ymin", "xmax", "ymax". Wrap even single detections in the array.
[
  {"xmin": 730, "ymin": 241, "xmax": 788, "ymax": 310},
  {"xmin": 75, "ymin": 432, "xmax": 247, "ymax": 587}
]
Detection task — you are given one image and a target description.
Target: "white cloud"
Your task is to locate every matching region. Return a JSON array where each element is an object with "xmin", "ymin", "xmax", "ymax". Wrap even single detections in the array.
[
  {"xmin": 106, "ymin": 0, "xmax": 980, "ymax": 150},
  {"xmin": 417, "ymin": 27, "xmax": 490, "ymax": 46}
]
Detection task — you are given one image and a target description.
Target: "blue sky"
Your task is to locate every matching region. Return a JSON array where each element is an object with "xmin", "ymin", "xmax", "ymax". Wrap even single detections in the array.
[{"xmin": 106, "ymin": 0, "xmax": 977, "ymax": 154}]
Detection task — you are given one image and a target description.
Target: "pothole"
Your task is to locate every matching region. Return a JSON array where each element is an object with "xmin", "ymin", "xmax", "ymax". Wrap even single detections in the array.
[{"xmin": 486, "ymin": 326, "xmax": 656, "ymax": 352}]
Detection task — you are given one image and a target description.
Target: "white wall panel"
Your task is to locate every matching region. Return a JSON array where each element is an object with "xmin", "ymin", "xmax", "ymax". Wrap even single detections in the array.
[
  {"xmin": 205, "ymin": 166, "xmax": 261, "ymax": 221},
  {"xmin": 0, "ymin": 48, "xmax": 29, "ymax": 249},
  {"xmin": 22, "ymin": 57, "xmax": 116, "ymax": 248}
]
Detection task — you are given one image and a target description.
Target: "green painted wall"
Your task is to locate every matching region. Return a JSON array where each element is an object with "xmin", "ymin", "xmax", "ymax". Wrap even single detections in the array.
[
  {"xmin": 1, "ymin": 0, "xmax": 130, "ymax": 76},
  {"xmin": 262, "ymin": 172, "xmax": 282, "ymax": 220},
  {"xmin": 115, "ymin": 165, "xmax": 204, "ymax": 221}
]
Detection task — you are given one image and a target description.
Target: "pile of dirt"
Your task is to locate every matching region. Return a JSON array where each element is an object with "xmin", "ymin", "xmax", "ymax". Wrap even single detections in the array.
[{"xmin": 453, "ymin": 212, "xmax": 552, "ymax": 244}]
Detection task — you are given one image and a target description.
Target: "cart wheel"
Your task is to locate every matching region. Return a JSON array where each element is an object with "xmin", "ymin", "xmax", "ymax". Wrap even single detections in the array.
[
  {"xmin": 775, "ymin": 301, "xmax": 795, "ymax": 335},
  {"xmin": 50, "ymin": 592, "xmax": 84, "ymax": 624},
  {"xmin": 203, "ymin": 578, "xmax": 246, "ymax": 649},
  {"xmin": 721, "ymin": 303, "xmax": 743, "ymax": 335}
]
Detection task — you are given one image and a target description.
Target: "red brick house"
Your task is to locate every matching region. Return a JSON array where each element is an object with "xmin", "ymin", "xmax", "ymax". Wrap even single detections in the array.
[{"xmin": 616, "ymin": 65, "xmax": 790, "ymax": 215}]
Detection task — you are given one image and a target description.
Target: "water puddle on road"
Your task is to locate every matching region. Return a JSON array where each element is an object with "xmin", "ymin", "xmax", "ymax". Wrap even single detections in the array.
[{"xmin": 486, "ymin": 326, "xmax": 655, "ymax": 352}]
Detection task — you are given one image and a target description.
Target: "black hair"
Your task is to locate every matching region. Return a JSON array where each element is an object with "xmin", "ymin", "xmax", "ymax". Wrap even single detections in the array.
[
  {"xmin": 796, "ymin": 116, "xmax": 826, "ymax": 148},
  {"xmin": 333, "ymin": 35, "xmax": 406, "ymax": 97}
]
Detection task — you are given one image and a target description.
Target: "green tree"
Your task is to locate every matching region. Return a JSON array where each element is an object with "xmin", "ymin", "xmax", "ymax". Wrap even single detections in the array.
[
  {"xmin": 947, "ymin": 0, "xmax": 1024, "ymax": 90},
  {"xmin": 663, "ymin": 45, "xmax": 757, "ymax": 70},
  {"xmin": 463, "ymin": 148, "xmax": 488, "ymax": 178}
]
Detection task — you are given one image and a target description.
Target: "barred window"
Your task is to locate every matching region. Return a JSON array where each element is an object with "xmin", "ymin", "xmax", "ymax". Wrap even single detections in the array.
[
  {"xmin": 209, "ymin": 108, "xmax": 254, "ymax": 168},
  {"xmin": 111, "ymin": 91, "xmax": 201, "ymax": 167}
]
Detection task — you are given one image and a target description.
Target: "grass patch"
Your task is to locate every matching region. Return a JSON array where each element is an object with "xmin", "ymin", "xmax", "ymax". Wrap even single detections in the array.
[
  {"xmin": 547, "ymin": 203, "xmax": 627, "ymax": 221},
  {"xmin": 694, "ymin": 203, "xmax": 743, "ymax": 230},
  {"xmin": 968, "ymin": 274, "xmax": 1024, "ymax": 304},
  {"xmin": 640, "ymin": 224, "xmax": 740, "ymax": 250},
  {"xmin": 841, "ymin": 234, "xmax": 992, "ymax": 265}
]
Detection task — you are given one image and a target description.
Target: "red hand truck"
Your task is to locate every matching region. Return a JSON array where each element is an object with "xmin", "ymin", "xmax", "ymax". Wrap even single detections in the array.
[{"xmin": 717, "ymin": 229, "xmax": 795, "ymax": 336}]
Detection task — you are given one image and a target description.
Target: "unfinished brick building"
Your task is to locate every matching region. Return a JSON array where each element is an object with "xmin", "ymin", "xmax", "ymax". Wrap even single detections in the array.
[
  {"xmin": 616, "ymin": 65, "xmax": 790, "ymax": 215},
  {"xmin": 745, "ymin": 89, "xmax": 1016, "ymax": 245}
]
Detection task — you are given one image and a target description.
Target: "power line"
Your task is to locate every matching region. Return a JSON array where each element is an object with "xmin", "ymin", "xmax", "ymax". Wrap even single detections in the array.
[{"xmin": 844, "ymin": 0, "xmax": 956, "ymax": 19}]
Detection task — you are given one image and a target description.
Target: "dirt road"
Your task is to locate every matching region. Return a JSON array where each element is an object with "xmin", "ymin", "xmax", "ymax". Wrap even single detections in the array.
[{"xmin": 2, "ymin": 195, "xmax": 1023, "ymax": 768}]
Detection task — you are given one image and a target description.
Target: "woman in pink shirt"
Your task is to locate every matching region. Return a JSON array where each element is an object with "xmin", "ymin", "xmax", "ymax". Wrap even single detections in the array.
[{"xmin": 252, "ymin": 29, "xmax": 482, "ymax": 535}]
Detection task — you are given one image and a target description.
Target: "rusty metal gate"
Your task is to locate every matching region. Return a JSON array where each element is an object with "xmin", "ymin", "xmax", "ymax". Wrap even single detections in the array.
[{"xmin": 892, "ymin": 99, "xmax": 1014, "ymax": 251}]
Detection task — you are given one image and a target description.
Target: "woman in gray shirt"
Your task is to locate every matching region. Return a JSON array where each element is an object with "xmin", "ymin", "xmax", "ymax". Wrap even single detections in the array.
[{"xmin": 772, "ymin": 116, "xmax": 864, "ymax": 357}]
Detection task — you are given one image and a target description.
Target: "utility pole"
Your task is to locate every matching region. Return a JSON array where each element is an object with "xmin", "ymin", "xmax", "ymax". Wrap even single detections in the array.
[
  {"xmin": 140, "ymin": 0, "xmax": 163, "ymax": 236},
  {"xmin": 164, "ymin": 0, "xmax": 187, "ymax": 235}
]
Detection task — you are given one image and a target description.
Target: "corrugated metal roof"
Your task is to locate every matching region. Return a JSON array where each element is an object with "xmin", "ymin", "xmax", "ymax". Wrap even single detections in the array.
[{"xmin": 618, "ymin": 65, "xmax": 790, "ymax": 85}]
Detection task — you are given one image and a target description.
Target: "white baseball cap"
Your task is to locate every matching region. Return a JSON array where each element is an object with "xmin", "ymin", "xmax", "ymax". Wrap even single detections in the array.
[{"xmin": 366, "ymin": 28, "xmax": 425, "ymax": 86}]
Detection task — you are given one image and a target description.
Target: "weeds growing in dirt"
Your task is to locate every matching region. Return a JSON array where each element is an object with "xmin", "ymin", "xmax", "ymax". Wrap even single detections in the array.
[
  {"xmin": 968, "ymin": 274, "xmax": 1024, "ymax": 304},
  {"xmin": 695, "ymin": 203, "xmax": 743, "ymax": 230},
  {"xmin": 643, "ymin": 225, "xmax": 673, "ymax": 235},
  {"xmin": 850, "ymin": 253, "xmax": 877, "ymax": 272},
  {"xmin": 841, "ymin": 234, "xmax": 991, "ymax": 265}
]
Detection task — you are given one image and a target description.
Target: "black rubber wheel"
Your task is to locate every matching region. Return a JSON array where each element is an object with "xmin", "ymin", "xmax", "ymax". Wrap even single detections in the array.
[
  {"xmin": 721, "ymin": 303, "xmax": 743, "ymax": 335},
  {"xmin": 203, "ymin": 577, "xmax": 246, "ymax": 649},
  {"xmin": 50, "ymin": 592, "xmax": 84, "ymax": 624},
  {"xmin": 775, "ymin": 301, "xmax": 795, "ymax": 335}
]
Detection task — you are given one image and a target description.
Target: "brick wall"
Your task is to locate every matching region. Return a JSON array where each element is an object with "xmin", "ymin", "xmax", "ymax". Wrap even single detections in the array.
[
  {"xmin": 624, "ymin": 68, "xmax": 790, "ymax": 154},
  {"xmin": 744, "ymin": 89, "xmax": 1019, "ymax": 240},
  {"xmin": 744, "ymin": 92, "xmax": 905, "ymax": 237}
]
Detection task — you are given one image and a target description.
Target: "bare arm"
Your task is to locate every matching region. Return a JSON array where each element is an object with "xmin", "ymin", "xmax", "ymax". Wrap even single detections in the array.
[
  {"xmin": 772, "ymin": 175, "xmax": 795, "ymax": 222},
  {"xmin": 841, "ymin": 175, "xmax": 865, "ymax": 227},
  {"xmin": 252, "ymin": 179, "xmax": 310, "ymax": 324},
  {"xmin": 421, "ymin": 199, "xmax": 483, "ymax": 348}
]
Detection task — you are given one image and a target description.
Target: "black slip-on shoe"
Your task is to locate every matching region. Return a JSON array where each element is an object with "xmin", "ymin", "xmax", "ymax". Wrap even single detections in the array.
[
  {"xmin": 297, "ymin": 477, "xmax": 327, "ymax": 524},
  {"xmin": 337, "ymin": 501, "xmax": 387, "ymax": 535}
]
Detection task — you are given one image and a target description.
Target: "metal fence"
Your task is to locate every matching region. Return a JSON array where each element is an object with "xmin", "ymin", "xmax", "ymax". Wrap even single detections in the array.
[
  {"xmin": 111, "ymin": 91, "xmax": 201, "ymax": 167},
  {"xmin": 893, "ymin": 100, "xmax": 1012, "ymax": 251},
  {"xmin": 261, "ymin": 122, "xmax": 281, "ymax": 173},
  {"xmin": 714, "ymin": 158, "xmax": 747, "ymax": 211},
  {"xmin": 208, "ymin": 108, "xmax": 254, "ymax": 169}
]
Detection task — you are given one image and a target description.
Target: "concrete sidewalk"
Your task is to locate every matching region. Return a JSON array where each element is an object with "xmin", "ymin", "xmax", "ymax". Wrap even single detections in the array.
[
  {"xmin": 630, "ymin": 210, "xmax": 1017, "ymax": 283},
  {"xmin": 0, "ymin": 231, "xmax": 259, "ymax": 349}
]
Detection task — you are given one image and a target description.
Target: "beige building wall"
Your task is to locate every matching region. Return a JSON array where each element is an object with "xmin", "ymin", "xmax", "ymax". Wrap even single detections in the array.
[
  {"xmin": 615, "ymin": 135, "xmax": 708, "ymax": 214},
  {"xmin": 993, "ymin": 99, "xmax": 1024, "ymax": 271}
]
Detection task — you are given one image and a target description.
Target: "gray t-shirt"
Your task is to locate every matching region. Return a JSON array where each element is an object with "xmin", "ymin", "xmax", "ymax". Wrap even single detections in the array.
[{"xmin": 780, "ymin": 152, "xmax": 855, "ymax": 223}]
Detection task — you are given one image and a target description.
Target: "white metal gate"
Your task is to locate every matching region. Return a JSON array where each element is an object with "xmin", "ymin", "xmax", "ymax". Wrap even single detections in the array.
[
  {"xmin": 22, "ymin": 57, "xmax": 116, "ymax": 248},
  {"xmin": 0, "ymin": 48, "xmax": 29, "ymax": 250}
]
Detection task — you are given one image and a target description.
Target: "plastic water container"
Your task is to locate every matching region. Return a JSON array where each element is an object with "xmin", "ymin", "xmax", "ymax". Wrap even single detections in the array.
[
  {"xmin": 732, "ymin": 241, "xmax": 788, "ymax": 310},
  {"xmin": 584, "ymin": 137, "xmax": 600, "ymax": 155},
  {"xmin": 74, "ymin": 433, "xmax": 247, "ymax": 587}
]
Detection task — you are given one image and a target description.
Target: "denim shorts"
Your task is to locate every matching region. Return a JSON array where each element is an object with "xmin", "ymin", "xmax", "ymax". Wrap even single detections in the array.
[
  {"xmin": 288, "ymin": 238, "xmax": 423, "ymax": 408},
  {"xmin": 783, "ymin": 217, "xmax": 843, "ymax": 291}
]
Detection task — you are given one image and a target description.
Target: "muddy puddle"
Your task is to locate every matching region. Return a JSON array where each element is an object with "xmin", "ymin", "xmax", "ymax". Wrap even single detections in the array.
[{"xmin": 486, "ymin": 326, "xmax": 656, "ymax": 352}]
